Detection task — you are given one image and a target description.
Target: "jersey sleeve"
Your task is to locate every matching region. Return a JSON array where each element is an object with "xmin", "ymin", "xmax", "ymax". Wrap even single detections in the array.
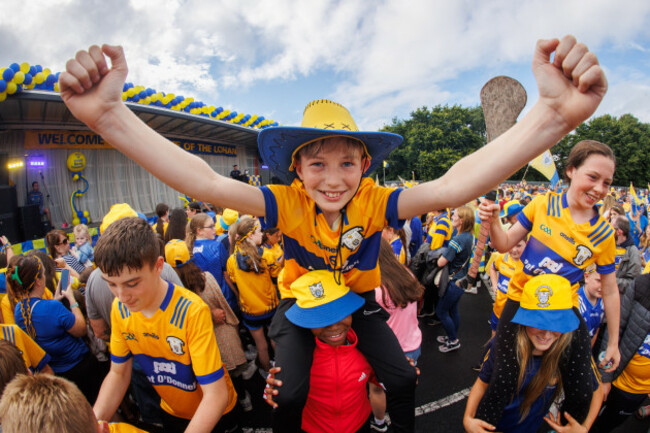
[
  {"xmin": 595, "ymin": 232, "xmax": 616, "ymax": 275},
  {"xmin": 226, "ymin": 255, "xmax": 236, "ymax": 285},
  {"xmin": 443, "ymin": 236, "xmax": 463, "ymax": 262},
  {"xmin": 186, "ymin": 302, "xmax": 225, "ymax": 385},
  {"xmin": 53, "ymin": 300, "xmax": 77, "ymax": 332},
  {"xmin": 356, "ymin": 180, "xmax": 404, "ymax": 230},
  {"xmin": 429, "ymin": 219, "xmax": 451, "ymax": 250},
  {"xmin": 517, "ymin": 194, "xmax": 543, "ymax": 232},
  {"xmin": 109, "ymin": 298, "xmax": 133, "ymax": 363},
  {"xmin": 259, "ymin": 184, "xmax": 304, "ymax": 232}
]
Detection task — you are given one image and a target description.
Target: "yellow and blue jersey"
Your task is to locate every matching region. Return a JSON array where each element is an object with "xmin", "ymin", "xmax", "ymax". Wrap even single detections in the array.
[
  {"xmin": 427, "ymin": 212, "xmax": 453, "ymax": 250},
  {"xmin": 492, "ymin": 253, "xmax": 517, "ymax": 319},
  {"xmin": 613, "ymin": 332, "xmax": 650, "ymax": 394},
  {"xmin": 614, "ymin": 245, "xmax": 626, "ymax": 270},
  {"xmin": 110, "ymin": 282, "xmax": 237, "ymax": 419},
  {"xmin": 226, "ymin": 253, "xmax": 279, "ymax": 319},
  {"xmin": 107, "ymin": 422, "xmax": 149, "ymax": 433},
  {"xmin": 510, "ymin": 192, "xmax": 616, "ymax": 307},
  {"xmin": 1, "ymin": 288, "xmax": 54, "ymax": 325},
  {"xmin": 262, "ymin": 242, "xmax": 284, "ymax": 278},
  {"xmin": 1, "ymin": 324, "xmax": 51, "ymax": 372},
  {"xmin": 259, "ymin": 178, "xmax": 403, "ymax": 298}
]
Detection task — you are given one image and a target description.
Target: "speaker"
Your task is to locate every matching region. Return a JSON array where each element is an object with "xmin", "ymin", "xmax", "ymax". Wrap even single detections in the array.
[
  {"xmin": 0, "ymin": 154, "xmax": 8, "ymax": 186},
  {"xmin": 0, "ymin": 185, "xmax": 17, "ymax": 214},
  {"xmin": 0, "ymin": 213, "xmax": 21, "ymax": 244},
  {"xmin": 18, "ymin": 205, "xmax": 45, "ymax": 240}
]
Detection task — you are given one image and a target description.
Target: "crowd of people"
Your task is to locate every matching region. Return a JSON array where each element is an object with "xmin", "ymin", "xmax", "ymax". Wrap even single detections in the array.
[{"xmin": 0, "ymin": 34, "xmax": 647, "ymax": 433}]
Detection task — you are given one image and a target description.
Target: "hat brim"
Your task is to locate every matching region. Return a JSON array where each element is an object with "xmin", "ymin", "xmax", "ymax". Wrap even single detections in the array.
[
  {"xmin": 499, "ymin": 205, "xmax": 524, "ymax": 218},
  {"xmin": 512, "ymin": 307, "xmax": 579, "ymax": 333},
  {"xmin": 285, "ymin": 291, "xmax": 365, "ymax": 329},
  {"xmin": 258, "ymin": 127, "xmax": 403, "ymax": 185}
]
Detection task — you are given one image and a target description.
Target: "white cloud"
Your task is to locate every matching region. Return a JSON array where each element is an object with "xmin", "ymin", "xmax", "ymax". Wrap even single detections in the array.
[{"xmin": 3, "ymin": 0, "xmax": 650, "ymax": 127}]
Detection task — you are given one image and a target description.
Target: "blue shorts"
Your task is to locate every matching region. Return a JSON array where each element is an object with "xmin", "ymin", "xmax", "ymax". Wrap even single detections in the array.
[
  {"xmin": 404, "ymin": 346, "xmax": 421, "ymax": 365},
  {"xmin": 490, "ymin": 312, "xmax": 499, "ymax": 331},
  {"xmin": 242, "ymin": 312, "xmax": 275, "ymax": 330}
]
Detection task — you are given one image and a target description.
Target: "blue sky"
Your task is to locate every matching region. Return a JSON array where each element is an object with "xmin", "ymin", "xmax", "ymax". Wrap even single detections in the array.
[{"xmin": 2, "ymin": 0, "xmax": 650, "ymax": 130}]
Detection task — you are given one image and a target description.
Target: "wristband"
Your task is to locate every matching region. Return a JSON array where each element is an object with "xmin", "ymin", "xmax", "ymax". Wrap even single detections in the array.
[{"xmin": 70, "ymin": 302, "xmax": 80, "ymax": 309}]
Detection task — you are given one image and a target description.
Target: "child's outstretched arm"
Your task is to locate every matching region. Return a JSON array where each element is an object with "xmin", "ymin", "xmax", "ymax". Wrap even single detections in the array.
[
  {"xmin": 59, "ymin": 45, "xmax": 265, "ymax": 217},
  {"xmin": 398, "ymin": 36, "xmax": 607, "ymax": 219},
  {"xmin": 477, "ymin": 199, "xmax": 529, "ymax": 253},
  {"xmin": 463, "ymin": 378, "xmax": 496, "ymax": 432}
]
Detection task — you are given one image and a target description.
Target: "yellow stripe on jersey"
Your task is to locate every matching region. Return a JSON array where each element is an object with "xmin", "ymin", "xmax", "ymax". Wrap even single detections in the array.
[
  {"xmin": 259, "ymin": 177, "xmax": 403, "ymax": 298},
  {"xmin": 0, "ymin": 324, "xmax": 51, "ymax": 372},
  {"xmin": 492, "ymin": 253, "xmax": 517, "ymax": 319},
  {"xmin": 110, "ymin": 282, "xmax": 237, "ymax": 419},
  {"xmin": 429, "ymin": 213, "xmax": 452, "ymax": 250},
  {"xmin": 509, "ymin": 191, "xmax": 616, "ymax": 307}
]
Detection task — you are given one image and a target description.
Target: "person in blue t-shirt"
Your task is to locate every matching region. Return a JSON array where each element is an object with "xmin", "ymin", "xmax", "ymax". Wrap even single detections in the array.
[
  {"xmin": 26, "ymin": 181, "xmax": 52, "ymax": 225},
  {"xmin": 578, "ymin": 266, "xmax": 604, "ymax": 347},
  {"xmin": 464, "ymin": 274, "xmax": 602, "ymax": 433}
]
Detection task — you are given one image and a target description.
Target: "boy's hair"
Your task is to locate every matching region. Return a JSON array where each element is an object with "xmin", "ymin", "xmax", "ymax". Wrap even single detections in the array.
[
  {"xmin": 294, "ymin": 137, "xmax": 366, "ymax": 166},
  {"xmin": 72, "ymin": 224, "xmax": 90, "ymax": 239},
  {"xmin": 94, "ymin": 217, "xmax": 159, "ymax": 276},
  {"xmin": 563, "ymin": 140, "xmax": 615, "ymax": 184},
  {"xmin": 0, "ymin": 340, "xmax": 28, "ymax": 396},
  {"xmin": 454, "ymin": 206, "xmax": 475, "ymax": 234},
  {"xmin": 0, "ymin": 374, "xmax": 96, "ymax": 433}
]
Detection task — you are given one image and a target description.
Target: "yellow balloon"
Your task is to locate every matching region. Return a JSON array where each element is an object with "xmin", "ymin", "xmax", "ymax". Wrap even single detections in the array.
[
  {"xmin": 83, "ymin": 211, "xmax": 90, "ymax": 217},
  {"xmin": 121, "ymin": 93, "xmax": 127, "ymax": 101},
  {"xmin": 34, "ymin": 72, "xmax": 45, "ymax": 84},
  {"xmin": 20, "ymin": 62, "xmax": 30, "ymax": 73},
  {"xmin": 0, "ymin": 92, "xmax": 6, "ymax": 102},
  {"xmin": 43, "ymin": 68, "xmax": 51, "ymax": 76},
  {"xmin": 54, "ymin": 83, "xmax": 59, "ymax": 92},
  {"xmin": 66, "ymin": 152, "xmax": 86, "ymax": 172},
  {"xmin": 126, "ymin": 88, "xmax": 135, "ymax": 97},
  {"xmin": 13, "ymin": 71, "xmax": 25, "ymax": 84},
  {"xmin": 6, "ymin": 82, "xmax": 17, "ymax": 95},
  {"xmin": 72, "ymin": 218, "xmax": 81, "ymax": 226}
]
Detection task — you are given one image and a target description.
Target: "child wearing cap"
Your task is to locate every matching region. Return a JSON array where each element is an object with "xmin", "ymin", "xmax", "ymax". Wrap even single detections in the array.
[
  {"xmin": 61, "ymin": 36, "xmax": 607, "ymax": 432},
  {"xmin": 463, "ymin": 274, "xmax": 603, "ymax": 433},
  {"xmin": 263, "ymin": 270, "xmax": 376, "ymax": 433},
  {"xmin": 477, "ymin": 140, "xmax": 621, "ymax": 424}
]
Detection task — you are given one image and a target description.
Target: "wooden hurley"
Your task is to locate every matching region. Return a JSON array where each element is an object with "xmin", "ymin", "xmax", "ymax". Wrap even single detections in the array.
[{"xmin": 458, "ymin": 76, "xmax": 527, "ymax": 290}]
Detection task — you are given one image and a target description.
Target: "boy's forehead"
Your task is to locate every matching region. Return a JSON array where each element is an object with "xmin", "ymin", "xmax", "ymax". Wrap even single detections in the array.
[{"xmin": 101, "ymin": 263, "xmax": 157, "ymax": 282}]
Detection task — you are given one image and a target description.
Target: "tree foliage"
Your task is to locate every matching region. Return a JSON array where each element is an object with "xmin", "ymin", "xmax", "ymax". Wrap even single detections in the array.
[{"xmin": 379, "ymin": 106, "xmax": 650, "ymax": 187}]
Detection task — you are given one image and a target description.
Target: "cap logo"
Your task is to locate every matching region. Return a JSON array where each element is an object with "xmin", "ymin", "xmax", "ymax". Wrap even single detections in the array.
[
  {"xmin": 309, "ymin": 281, "xmax": 325, "ymax": 299},
  {"xmin": 535, "ymin": 285, "xmax": 553, "ymax": 308}
]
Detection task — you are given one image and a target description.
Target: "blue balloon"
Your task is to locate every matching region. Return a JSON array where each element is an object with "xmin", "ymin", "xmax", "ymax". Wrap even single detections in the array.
[
  {"xmin": 45, "ymin": 74, "xmax": 56, "ymax": 85},
  {"xmin": 0, "ymin": 79, "xmax": 6, "ymax": 93},
  {"xmin": 2, "ymin": 68, "xmax": 14, "ymax": 81},
  {"xmin": 77, "ymin": 210, "xmax": 83, "ymax": 217},
  {"xmin": 132, "ymin": 95, "xmax": 140, "ymax": 102},
  {"xmin": 122, "ymin": 83, "xmax": 129, "ymax": 92},
  {"xmin": 14, "ymin": 84, "xmax": 23, "ymax": 94},
  {"xmin": 23, "ymin": 73, "xmax": 32, "ymax": 85},
  {"xmin": 35, "ymin": 65, "xmax": 43, "ymax": 73},
  {"xmin": 29, "ymin": 66, "xmax": 36, "ymax": 76},
  {"xmin": 9, "ymin": 63, "xmax": 20, "ymax": 72},
  {"xmin": 81, "ymin": 217, "xmax": 88, "ymax": 224},
  {"xmin": 138, "ymin": 90, "xmax": 146, "ymax": 98}
]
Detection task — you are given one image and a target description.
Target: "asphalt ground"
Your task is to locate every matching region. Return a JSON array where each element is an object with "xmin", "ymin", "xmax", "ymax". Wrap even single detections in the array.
[{"xmin": 142, "ymin": 283, "xmax": 650, "ymax": 432}]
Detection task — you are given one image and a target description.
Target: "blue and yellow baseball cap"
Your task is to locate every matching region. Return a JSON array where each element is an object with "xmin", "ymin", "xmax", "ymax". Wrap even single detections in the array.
[
  {"xmin": 258, "ymin": 99, "xmax": 403, "ymax": 184},
  {"xmin": 285, "ymin": 270, "xmax": 365, "ymax": 329},
  {"xmin": 499, "ymin": 200, "xmax": 525, "ymax": 218},
  {"xmin": 512, "ymin": 274, "xmax": 579, "ymax": 333}
]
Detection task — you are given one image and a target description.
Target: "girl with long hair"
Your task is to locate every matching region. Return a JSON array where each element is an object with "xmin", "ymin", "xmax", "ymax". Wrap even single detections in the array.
[
  {"xmin": 227, "ymin": 217, "xmax": 279, "ymax": 373},
  {"xmin": 186, "ymin": 213, "xmax": 238, "ymax": 313},
  {"xmin": 164, "ymin": 239, "xmax": 254, "ymax": 413},
  {"xmin": 463, "ymin": 275, "xmax": 602, "ymax": 433},
  {"xmin": 381, "ymin": 226, "xmax": 408, "ymax": 264},
  {"xmin": 435, "ymin": 206, "xmax": 476, "ymax": 353},
  {"xmin": 154, "ymin": 202, "xmax": 170, "ymax": 239},
  {"xmin": 8, "ymin": 254, "xmax": 103, "ymax": 404},
  {"xmin": 476, "ymin": 140, "xmax": 620, "ymax": 424},
  {"xmin": 163, "ymin": 208, "xmax": 188, "ymax": 243}
]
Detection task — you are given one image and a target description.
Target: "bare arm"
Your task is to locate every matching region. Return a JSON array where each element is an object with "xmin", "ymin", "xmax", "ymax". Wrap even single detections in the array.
[
  {"xmin": 463, "ymin": 378, "xmax": 496, "ymax": 432},
  {"xmin": 59, "ymin": 45, "xmax": 266, "ymax": 216},
  {"xmin": 599, "ymin": 272, "xmax": 620, "ymax": 372},
  {"xmin": 90, "ymin": 317, "xmax": 111, "ymax": 341},
  {"xmin": 185, "ymin": 378, "xmax": 229, "ymax": 433},
  {"xmin": 398, "ymin": 36, "xmax": 607, "ymax": 218},
  {"xmin": 94, "ymin": 358, "xmax": 133, "ymax": 422}
]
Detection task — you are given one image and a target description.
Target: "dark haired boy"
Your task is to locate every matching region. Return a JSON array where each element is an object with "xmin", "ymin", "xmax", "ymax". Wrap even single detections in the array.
[{"xmin": 92, "ymin": 217, "xmax": 237, "ymax": 433}]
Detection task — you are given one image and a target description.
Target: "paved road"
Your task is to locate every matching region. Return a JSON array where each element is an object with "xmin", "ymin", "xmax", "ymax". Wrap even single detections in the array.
[{"xmin": 235, "ymin": 284, "xmax": 650, "ymax": 432}]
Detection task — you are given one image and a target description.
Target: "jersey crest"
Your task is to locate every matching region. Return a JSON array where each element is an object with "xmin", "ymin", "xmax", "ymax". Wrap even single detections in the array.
[
  {"xmin": 166, "ymin": 336, "xmax": 185, "ymax": 355},
  {"xmin": 574, "ymin": 245, "xmax": 593, "ymax": 266},
  {"xmin": 341, "ymin": 226, "xmax": 364, "ymax": 251}
]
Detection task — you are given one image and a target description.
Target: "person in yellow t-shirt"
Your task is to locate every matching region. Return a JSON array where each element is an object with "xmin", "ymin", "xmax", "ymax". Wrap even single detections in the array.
[
  {"xmin": 93, "ymin": 217, "xmax": 237, "ymax": 433},
  {"xmin": 262, "ymin": 227, "xmax": 285, "ymax": 281},
  {"xmin": 488, "ymin": 238, "xmax": 526, "ymax": 338},
  {"xmin": 0, "ymin": 373, "xmax": 147, "ymax": 433}
]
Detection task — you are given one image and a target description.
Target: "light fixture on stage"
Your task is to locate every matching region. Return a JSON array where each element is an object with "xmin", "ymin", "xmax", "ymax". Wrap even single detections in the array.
[
  {"xmin": 28, "ymin": 159, "xmax": 46, "ymax": 167},
  {"xmin": 7, "ymin": 160, "xmax": 24, "ymax": 170}
]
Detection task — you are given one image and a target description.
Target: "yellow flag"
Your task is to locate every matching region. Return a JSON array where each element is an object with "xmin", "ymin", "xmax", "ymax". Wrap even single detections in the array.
[{"xmin": 528, "ymin": 150, "xmax": 560, "ymax": 187}]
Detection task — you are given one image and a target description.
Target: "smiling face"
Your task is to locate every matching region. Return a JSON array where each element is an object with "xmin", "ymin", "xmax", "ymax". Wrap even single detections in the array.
[
  {"xmin": 525, "ymin": 326, "xmax": 561, "ymax": 356},
  {"xmin": 565, "ymin": 154, "xmax": 615, "ymax": 211},
  {"xmin": 101, "ymin": 257, "xmax": 165, "ymax": 313},
  {"xmin": 311, "ymin": 315, "xmax": 352, "ymax": 347},
  {"xmin": 295, "ymin": 137, "xmax": 368, "ymax": 226},
  {"xmin": 509, "ymin": 239, "xmax": 527, "ymax": 261}
]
